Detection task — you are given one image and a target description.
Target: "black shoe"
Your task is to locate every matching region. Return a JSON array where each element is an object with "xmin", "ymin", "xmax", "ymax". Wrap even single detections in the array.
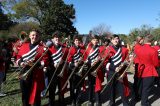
[
  {"xmin": 130, "ymin": 97, "xmax": 140, "ymax": 106},
  {"xmin": 135, "ymin": 97, "xmax": 141, "ymax": 102},
  {"xmin": 141, "ymin": 102, "xmax": 151, "ymax": 106},
  {"xmin": 157, "ymin": 83, "xmax": 160, "ymax": 87}
]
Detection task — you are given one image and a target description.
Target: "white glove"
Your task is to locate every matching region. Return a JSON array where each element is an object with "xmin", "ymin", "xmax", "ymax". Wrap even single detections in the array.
[
  {"xmin": 27, "ymin": 60, "xmax": 34, "ymax": 66},
  {"xmin": 115, "ymin": 67, "xmax": 120, "ymax": 72},
  {"xmin": 91, "ymin": 61, "xmax": 96, "ymax": 67},
  {"xmin": 43, "ymin": 67, "xmax": 47, "ymax": 72},
  {"xmin": 54, "ymin": 63, "xmax": 58, "ymax": 68},
  {"xmin": 20, "ymin": 62, "xmax": 26, "ymax": 67},
  {"xmin": 74, "ymin": 61, "xmax": 78, "ymax": 67}
]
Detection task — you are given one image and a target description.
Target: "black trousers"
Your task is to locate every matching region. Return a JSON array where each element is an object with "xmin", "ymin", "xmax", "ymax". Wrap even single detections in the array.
[
  {"xmin": 155, "ymin": 67, "xmax": 160, "ymax": 86},
  {"xmin": 107, "ymin": 71, "xmax": 129, "ymax": 106},
  {"xmin": 20, "ymin": 79, "xmax": 41, "ymax": 106},
  {"xmin": 141, "ymin": 77, "xmax": 155, "ymax": 106},
  {"xmin": 69, "ymin": 73, "xmax": 81, "ymax": 104},
  {"xmin": 133, "ymin": 63, "xmax": 142, "ymax": 100},
  {"xmin": 20, "ymin": 79, "xmax": 30, "ymax": 106},
  {"xmin": 47, "ymin": 70, "xmax": 64, "ymax": 106},
  {"xmin": 88, "ymin": 73, "xmax": 101, "ymax": 105}
]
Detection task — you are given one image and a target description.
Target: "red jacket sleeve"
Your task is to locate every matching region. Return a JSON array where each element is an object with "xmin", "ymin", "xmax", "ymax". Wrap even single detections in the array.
[{"xmin": 153, "ymin": 49, "xmax": 159, "ymax": 67}]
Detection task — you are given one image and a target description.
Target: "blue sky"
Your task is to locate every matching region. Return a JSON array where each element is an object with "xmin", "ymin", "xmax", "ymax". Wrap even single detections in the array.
[{"xmin": 64, "ymin": 0, "xmax": 160, "ymax": 35}]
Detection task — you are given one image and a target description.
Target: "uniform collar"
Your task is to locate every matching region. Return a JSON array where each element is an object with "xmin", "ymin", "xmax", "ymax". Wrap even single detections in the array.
[
  {"xmin": 74, "ymin": 44, "xmax": 79, "ymax": 49},
  {"xmin": 144, "ymin": 43, "xmax": 151, "ymax": 46}
]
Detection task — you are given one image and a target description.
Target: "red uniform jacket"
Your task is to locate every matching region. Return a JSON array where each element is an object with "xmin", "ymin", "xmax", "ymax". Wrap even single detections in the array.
[
  {"xmin": 104, "ymin": 45, "xmax": 130, "ymax": 97},
  {"xmin": 67, "ymin": 45, "xmax": 85, "ymax": 63},
  {"xmin": 12, "ymin": 40, "xmax": 23, "ymax": 57},
  {"xmin": 134, "ymin": 43, "xmax": 142, "ymax": 64},
  {"xmin": 137, "ymin": 44, "xmax": 159, "ymax": 78},
  {"xmin": 83, "ymin": 44, "xmax": 104, "ymax": 92},
  {"xmin": 16, "ymin": 42, "xmax": 48, "ymax": 104}
]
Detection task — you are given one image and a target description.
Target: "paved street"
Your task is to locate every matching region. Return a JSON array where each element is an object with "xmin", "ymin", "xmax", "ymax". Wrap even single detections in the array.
[{"xmin": 63, "ymin": 73, "xmax": 160, "ymax": 106}]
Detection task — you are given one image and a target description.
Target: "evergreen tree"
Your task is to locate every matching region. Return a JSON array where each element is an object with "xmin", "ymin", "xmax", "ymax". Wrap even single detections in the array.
[
  {"xmin": 7, "ymin": 0, "xmax": 77, "ymax": 37},
  {"xmin": 36, "ymin": 0, "xmax": 77, "ymax": 37},
  {"xmin": 0, "ymin": 2, "xmax": 13, "ymax": 30}
]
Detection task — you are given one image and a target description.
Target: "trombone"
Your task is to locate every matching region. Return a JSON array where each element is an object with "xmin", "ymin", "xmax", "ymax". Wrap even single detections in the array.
[
  {"xmin": 58, "ymin": 46, "xmax": 72, "ymax": 77},
  {"xmin": 100, "ymin": 51, "xmax": 134, "ymax": 94},
  {"xmin": 44, "ymin": 46, "xmax": 68, "ymax": 96},
  {"xmin": 20, "ymin": 40, "xmax": 53, "ymax": 80},
  {"xmin": 20, "ymin": 47, "xmax": 49, "ymax": 80},
  {"xmin": 117, "ymin": 53, "xmax": 135, "ymax": 80},
  {"xmin": 61, "ymin": 44, "xmax": 90, "ymax": 90},
  {"xmin": 100, "ymin": 61, "xmax": 130, "ymax": 94},
  {"xmin": 75, "ymin": 46, "xmax": 108, "ymax": 88},
  {"xmin": 90, "ymin": 47, "xmax": 111, "ymax": 77},
  {"xmin": 2, "ymin": 41, "xmax": 52, "ymax": 92},
  {"xmin": 1, "ymin": 51, "xmax": 41, "ymax": 92}
]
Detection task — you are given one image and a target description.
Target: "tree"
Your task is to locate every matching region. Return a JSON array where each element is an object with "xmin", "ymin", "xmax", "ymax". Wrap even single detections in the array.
[
  {"xmin": 38, "ymin": 0, "xmax": 77, "ymax": 36},
  {"xmin": 118, "ymin": 34, "xmax": 130, "ymax": 44},
  {"xmin": 0, "ymin": 2, "xmax": 14, "ymax": 30},
  {"xmin": 91, "ymin": 23, "xmax": 111, "ymax": 36},
  {"xmin": 129, "ymin": 24, "xmax": 154, "ymax": 42},
  {"xmin": 3, "ymin": 0, "xmax": 77, "ymax": 37},
  {"xmin": 8, "ymin": 22, "xmax": 39, "ymax": 37},
  {"xmin": 151, "ymin": 27, "xmax": 160, "ymax": 41}
]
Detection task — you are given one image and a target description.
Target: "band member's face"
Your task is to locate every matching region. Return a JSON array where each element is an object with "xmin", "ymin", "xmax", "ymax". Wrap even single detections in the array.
[
  {"xmin": 104, "ymin": 42, "xmax": 109, "ymax": 46},
  {"xmin": 29, "ymin": 31, "xmax": 40, "ymax": 44},
  {"xmin": 111, "ymin": 37, "xmax": 120, "ymax": 46},
  {"xmin": 91, "ymin": 39, "xmax": 98, "ymax": 46},
  {"xmin": 139, "ymin": 39, "xmax": 144, "ymax": 45},
  {"xmin": 74, "ymin": 39, "xmax": 80, "ymax": 46},
  {"xmin": 53, "ymin": 37, "xmax": 59, "ymax": 45}
]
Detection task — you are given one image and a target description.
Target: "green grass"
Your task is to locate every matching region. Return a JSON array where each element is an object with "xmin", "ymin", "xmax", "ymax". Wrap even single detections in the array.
[{"xmin": 0, "ymin": 69, "xmax": 48, "ymax": 106}]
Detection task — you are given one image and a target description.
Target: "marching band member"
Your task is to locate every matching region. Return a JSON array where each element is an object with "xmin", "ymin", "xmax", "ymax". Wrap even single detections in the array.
[
  {"xmin": 83, "ymin": 35, "xmax": 104, "ymax": 106},
  {"xmin": 12, "ymin": 31, "xmax": 28, "ymax": 60},
  {"xmin": 16, "ymin": 29, "xmax": 48, "ymax": 106},
  {"xmin": 132, "ymin": 36, "xmax": 144, "ymax": 102},
  {"xmin": 104, "ymin": 34, "xmax": 130, "ymax": 106},
  {"xmin": 47, "ymin": 31, "xmax": 69, "ymax": 106},
  {"xmin": 67, "ymin": 35, "xmax": 85, "ymax": 105},
  {"xmin": 137, "ymin": 35, "xmax": 159, "ymax": 106}
]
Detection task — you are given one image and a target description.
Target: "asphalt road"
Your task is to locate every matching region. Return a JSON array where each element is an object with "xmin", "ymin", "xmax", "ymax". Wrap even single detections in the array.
[{"xmin": 62, "ymin": 73, "xmax": 160, "ymax": 106}]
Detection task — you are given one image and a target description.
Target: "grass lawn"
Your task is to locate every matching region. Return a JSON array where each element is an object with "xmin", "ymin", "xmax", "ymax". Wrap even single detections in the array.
[{"xmin": 0, "ymin": 68, "xmax": 48, "ymax": 106}]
